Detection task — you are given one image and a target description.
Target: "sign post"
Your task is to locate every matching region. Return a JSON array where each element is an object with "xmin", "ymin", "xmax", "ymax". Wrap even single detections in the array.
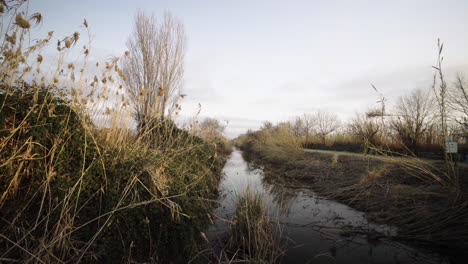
[
  {"xmin": 445, "ymin": 140, "xmax": 459, "ymax": 164},
  {"xmin": 445, "ymin": 140, "xmax": 458, "ymax": 154}
]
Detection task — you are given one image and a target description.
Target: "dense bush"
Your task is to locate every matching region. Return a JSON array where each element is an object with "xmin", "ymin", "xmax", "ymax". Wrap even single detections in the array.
[
  {"xmin": 0, "ymin": 86, "xmax": 102, "ymax": 206},
  {"xmin": 0, "ymin": 85, "xmax": 227, "ymax": 263},
  {"xmin": 235, "ymin": 123, "xmax": 303, "ymax": 164}
]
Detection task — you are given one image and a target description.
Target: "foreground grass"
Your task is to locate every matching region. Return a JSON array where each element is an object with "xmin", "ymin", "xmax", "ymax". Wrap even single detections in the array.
[{"xmin": 220, "ymin": 189, "xmax": 282, "ymax": 263}]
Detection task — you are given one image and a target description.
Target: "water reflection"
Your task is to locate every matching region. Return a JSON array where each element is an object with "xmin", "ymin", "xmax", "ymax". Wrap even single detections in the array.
[{"xmin": 207, "ymin": 149, "xmax": 448, "ymax": 263}]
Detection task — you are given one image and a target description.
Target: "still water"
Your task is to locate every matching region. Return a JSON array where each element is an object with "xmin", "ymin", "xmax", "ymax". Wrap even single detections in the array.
[{"xmin": 207, "ymin": 149, "xmax": 448, "ymax": 264}]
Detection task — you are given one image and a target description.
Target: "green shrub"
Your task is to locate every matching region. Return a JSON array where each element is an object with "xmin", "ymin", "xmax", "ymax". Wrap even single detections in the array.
[{"xmin": 0, "ymin": 85, "xmax": 227, "ymax": 263}]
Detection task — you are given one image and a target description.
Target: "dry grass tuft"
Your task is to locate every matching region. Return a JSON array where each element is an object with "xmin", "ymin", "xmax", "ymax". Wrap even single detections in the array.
[
  {"xmin": 360, "ymin": 164, "xmax": 389, "ymax": 184},
  {"xmin": 221, "ymin": 189, "xmax": 283, "ymax": 263},
  {"xmin": 331, "ymin": 153, "xmax": 339, "ymax": 165},
  {"xmin": 15, "ymin": 14, "xmax": 31, "ymax": 28}
]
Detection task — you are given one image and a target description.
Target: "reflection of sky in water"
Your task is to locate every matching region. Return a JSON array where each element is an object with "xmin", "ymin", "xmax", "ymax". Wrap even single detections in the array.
[{"xmin": 207, "ymin": 149, "xmax": 448, "ymax": 264}]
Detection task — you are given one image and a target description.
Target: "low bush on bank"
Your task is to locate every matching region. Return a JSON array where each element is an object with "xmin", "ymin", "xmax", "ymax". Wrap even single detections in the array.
[{"xmin": 235, "ymin": 123, "xmax": 303, "ymax": 164}]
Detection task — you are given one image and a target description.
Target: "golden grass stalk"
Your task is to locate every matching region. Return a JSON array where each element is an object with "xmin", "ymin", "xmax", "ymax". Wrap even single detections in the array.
[{"xmin": 220, "ymin": 188, "xmax": 283, "ymax": 263}]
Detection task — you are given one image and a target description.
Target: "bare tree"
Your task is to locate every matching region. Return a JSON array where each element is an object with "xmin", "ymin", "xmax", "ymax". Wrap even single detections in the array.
[
  {"xmin": 449, "ymin": 75, "xmax": 468, "ymax": 134},
  {"xmin": 290, "ymin": 116, "xmax": 304, "ymax": 137},
  {"xmin": 391, "ymin": 89, "xmax": 434, "ymax": 154},
  {"xmin": 302, "ymin": 113, "xmax": 315, "ymax": 142},
  {"xmin": 122, "ymin": 12, "xmax": 185, "ymax": 134},
  {"xmin": 312, "ymin": 111, "xmax": 340, "ymax": 144},
  {"xmin": 199, "ymin": 117, "xmax": 226, "ymax": 138},
  {"xmin": 290, "ymin": 114, "xmax": 314, "ymax": 140},
  {"xmin": 262, "ymin": 121, "xmax": 273, "ymax": 130},
  {"xmin": 348, "ymin": 113, "xmax": 381, "ymax": 153}
]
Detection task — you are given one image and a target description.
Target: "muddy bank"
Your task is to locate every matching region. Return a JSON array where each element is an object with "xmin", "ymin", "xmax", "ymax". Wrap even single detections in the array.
[{"xmin": 241, "ymin": 148, "xmax": 468, "ymax": 263}]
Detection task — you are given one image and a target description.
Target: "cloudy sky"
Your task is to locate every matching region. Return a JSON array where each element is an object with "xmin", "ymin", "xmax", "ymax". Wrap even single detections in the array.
[{"xmin": 31, "ymin": 0, "xmax": 468, "ymax": 138}]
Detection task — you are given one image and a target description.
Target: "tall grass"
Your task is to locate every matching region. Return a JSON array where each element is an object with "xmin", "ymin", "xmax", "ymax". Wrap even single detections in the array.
[
  {"xmin": 221, "ymin": 189, "xmax": 283, "ymax": 263},
  {"xmin": 237, "ymin": 123, "xmax": 303, "ymax": 163},
  {"xmin": 0, "ymin": 1, "xmax": 228, "ymax": 263}
]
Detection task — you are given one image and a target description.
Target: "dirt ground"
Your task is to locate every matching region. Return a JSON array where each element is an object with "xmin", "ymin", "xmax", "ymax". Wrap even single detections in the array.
[{"xmin": 246, "ymin": 148, "xmax": 468, "ymax": 262}]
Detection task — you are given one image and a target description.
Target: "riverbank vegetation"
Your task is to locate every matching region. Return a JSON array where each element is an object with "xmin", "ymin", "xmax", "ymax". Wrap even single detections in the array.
[
  {"xmin": 221, "ymin": 189, "xmax": 283, "ymax": 263},
  {"xmin": 234, "ymin": 42, "xmax": 468, "ymax": 259},
  {"xmin": 0, "ymin": 1, "xmax": 229, "ymax": 263},
  {"xmin": 237, "ymin": 121, "xmax": 468, "ymax": 259},
  {"xmin": 286, "ymin": 59, "xmax": 468, "ymax": 161},
  {"xmin": 234, "ymin": 122, "xmax": 303, "ymax": 164}
]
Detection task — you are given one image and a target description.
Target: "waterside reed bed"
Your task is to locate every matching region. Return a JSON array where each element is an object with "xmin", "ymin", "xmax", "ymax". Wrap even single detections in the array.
[
  {"xmin": 220, "ymin": 189, "xmax": 283, "ymax": 263},
  {"xmin": 236, "ymin": 121, "xmax": 468, "ymax": 258}
]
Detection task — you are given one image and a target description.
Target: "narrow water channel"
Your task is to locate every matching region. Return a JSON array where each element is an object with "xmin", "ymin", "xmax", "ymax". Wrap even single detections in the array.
[{"xmin": 207, "ymin": 149, "xmax": 449, "ymax": 263}]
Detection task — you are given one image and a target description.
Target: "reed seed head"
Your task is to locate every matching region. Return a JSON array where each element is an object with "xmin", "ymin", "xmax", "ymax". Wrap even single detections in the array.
[
  {"xmin": 29, "ymin": 13, "xmax": 42, "ymax": 25},
  {"xmin": 65, "ymin": 39, "xmax": 71, "ymax": 48},
  {"xmin": 15, "ymin": 14, "xmax": 31, "ymax": 29}
]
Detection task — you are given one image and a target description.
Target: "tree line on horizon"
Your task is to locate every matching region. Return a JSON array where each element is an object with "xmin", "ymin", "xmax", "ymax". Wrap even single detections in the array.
[{"xmin": 248, "ymin": 51, "xmax": 468, "ymax": 157}]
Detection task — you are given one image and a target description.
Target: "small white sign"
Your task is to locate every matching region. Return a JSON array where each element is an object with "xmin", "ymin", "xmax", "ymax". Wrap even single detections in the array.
[{"xmin": 445, "ymin": 141, "xmax": 458, "ymax": 153}]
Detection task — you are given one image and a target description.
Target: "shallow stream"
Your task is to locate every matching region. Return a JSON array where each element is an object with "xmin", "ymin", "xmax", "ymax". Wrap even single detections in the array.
[{"xmin": 207, "ymin": 149, "xmax": 449, "ymax": 263}]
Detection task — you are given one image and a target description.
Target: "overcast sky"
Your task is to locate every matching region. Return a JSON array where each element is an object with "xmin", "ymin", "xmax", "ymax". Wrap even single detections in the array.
[{"xmin": 31, "ymin": 0, "xmax": 468, "ymax": 138}]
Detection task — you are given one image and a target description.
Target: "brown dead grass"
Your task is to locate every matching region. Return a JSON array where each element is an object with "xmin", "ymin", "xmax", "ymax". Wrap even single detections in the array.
[{"xmin": 244, "ymin": 147, "xmax": 468, "ymax": 254}]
